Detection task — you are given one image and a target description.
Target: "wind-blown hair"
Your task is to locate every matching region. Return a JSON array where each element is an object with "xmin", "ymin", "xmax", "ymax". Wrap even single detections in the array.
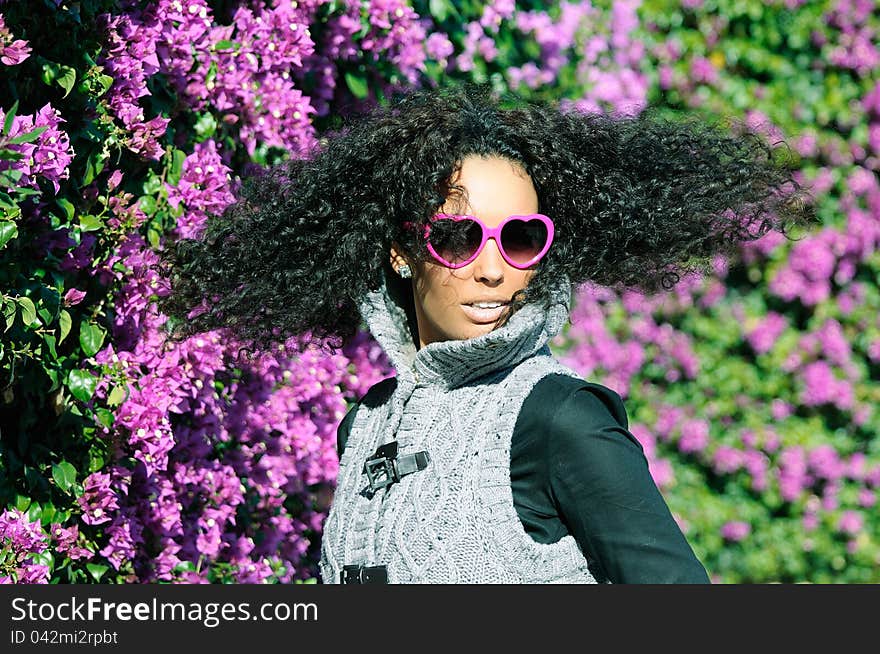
[{"xmin": 157, "ymin": 80, "xmax": 818, "ymax": 354}]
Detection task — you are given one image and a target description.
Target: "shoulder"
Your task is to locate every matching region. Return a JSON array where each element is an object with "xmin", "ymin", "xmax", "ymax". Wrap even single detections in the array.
[
  {"xmin": 520, "ymin": 372, "xmax": 632, "ymax": 437},
  {"xmin": 517, "ymin": 373, "xmax": 645, "ymax": 478}
]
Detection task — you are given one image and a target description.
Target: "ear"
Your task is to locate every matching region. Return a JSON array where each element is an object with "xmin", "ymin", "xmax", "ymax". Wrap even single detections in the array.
[{"xmin": 389, "ymin": 241, "xmax": 410, "ymax": 272}]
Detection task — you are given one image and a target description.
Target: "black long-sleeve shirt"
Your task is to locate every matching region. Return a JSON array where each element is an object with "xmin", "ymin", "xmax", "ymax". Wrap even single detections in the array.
[{"xmin": 335, "ymin": 372, "xmax": 710, "ymax": 584}]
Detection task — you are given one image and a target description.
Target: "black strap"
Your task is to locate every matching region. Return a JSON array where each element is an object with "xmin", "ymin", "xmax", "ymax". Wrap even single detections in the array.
[
  {"xmin": 340, "ymin": 564, "xmax": 388, "ymax": 584},
  {"xmin": 395, "ymin": 451, "xmax": 431, "ymax": 476}
]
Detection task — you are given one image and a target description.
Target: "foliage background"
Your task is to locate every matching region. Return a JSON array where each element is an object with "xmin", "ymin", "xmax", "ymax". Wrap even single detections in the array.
[{"xmin": 0, "ymin": 0, "xmax": 877, "ymax": 583}]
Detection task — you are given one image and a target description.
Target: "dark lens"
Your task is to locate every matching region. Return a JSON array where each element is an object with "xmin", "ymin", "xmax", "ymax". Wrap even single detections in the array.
[
  {"xmin": 501, "ymin": 218, "xmax": 547, "ymax": 264},
  {"xmin": 428, "ymin": 218, "xmax": 482, "ymax": 264}
]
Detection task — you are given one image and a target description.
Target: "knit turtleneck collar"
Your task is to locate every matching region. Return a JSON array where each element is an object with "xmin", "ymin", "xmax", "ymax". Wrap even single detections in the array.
[{"xmin": 358, "ymin": 267, "xmax": 573, "ymax": 391}]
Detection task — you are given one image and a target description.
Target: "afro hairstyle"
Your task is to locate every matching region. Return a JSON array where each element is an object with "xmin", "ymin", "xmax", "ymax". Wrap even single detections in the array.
[{"xmin": 157, "ymin": 79, "xmax": 818, "ymax": 355}]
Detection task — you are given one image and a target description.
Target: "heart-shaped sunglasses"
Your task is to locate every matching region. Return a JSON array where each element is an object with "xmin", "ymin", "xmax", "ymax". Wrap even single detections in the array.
[{"xmin": 402, "ymin": 213, "xmax": 555, "ymax": 269}]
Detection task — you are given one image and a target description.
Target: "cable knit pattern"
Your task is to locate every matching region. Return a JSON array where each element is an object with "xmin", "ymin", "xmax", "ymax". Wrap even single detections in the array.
[{"xmin": 319, "ymin": 268, "xmax": 600, "ymax": 583}]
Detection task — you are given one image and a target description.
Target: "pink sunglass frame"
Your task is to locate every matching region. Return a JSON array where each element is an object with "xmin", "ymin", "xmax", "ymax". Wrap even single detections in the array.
[{"xmin": 402, "ymin": 213, "xmax": 555, "ymax": 270}]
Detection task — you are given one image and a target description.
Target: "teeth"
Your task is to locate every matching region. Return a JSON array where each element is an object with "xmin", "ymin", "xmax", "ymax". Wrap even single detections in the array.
[{"xmin": 472, "ymin": 302, "xmax": 504, "ymax": 308}]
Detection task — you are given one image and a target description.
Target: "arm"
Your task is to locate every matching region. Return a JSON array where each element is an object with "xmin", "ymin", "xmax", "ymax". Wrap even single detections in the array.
[{"xmin": 547, "ymin": 385, "xmax": 710, "ymax": 584}]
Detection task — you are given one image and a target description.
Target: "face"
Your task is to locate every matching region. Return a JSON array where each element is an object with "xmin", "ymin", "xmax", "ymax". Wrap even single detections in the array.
[{"xmin": 390, "ymin": 154, "xmax": 540, "ymax": 349}]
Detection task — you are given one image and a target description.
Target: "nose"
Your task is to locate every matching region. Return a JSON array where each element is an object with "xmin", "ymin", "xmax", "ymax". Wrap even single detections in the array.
[{"xmin": 472, "ymin": 236, "xmax": 505, "ymax": 282}]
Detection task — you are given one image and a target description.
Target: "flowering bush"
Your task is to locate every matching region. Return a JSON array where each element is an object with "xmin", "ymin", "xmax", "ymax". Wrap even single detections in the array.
[{"xmin": 0, "ymin": 0, "xmax": 877, "ymax": 584}]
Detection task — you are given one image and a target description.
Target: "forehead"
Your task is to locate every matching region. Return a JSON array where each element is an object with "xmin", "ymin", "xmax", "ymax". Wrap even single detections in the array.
[{"xmin": 442, "ymin": 156, "xmax": 538, "ymax": 224}]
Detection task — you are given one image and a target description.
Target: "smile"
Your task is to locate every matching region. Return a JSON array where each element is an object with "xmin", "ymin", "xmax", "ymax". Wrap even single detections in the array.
[{"xmin": 460, "ymin": 302, "xmax": 509, "ymax": 324}]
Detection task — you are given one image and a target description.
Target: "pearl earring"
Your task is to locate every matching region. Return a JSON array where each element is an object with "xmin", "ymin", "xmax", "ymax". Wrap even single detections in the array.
[{"xmin": 397, "ymin": 264, "xmax": 412, "ymax": 279}]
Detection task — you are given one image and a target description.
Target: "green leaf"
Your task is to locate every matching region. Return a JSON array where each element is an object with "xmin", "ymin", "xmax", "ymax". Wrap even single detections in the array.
[
  {"xmin": 42, "ymin": 333, "xmax": 57, "ymax": 358},
  {"xmin": 15, "ymin": 493, "xmax": 31, "ymax": 511},
  {"xmin": 204, "ymin": 59, "xmax": 219, "ymax": 90},
  {"xmin": 168, "ymin": 148, "xmax": 186, "ymax": 186},
  {"xmin": 215, "ymin": 40, "xmax": 236, "ymax": 50},
  {"xmin": 56, "ymin": 66, "xmax": 77, "ymax": 98},
  {"xmin": 139, "ymin": 194, "xmax": 157, "ymax": 214},
  {"xmin": 13, "ymin": 187, "xmax": 40, "ymax": 199},
  {"xmin": 194, "ymin": 112, "xmax": 217, "ymax": 140},
  {"xmin": 27, "ymin": 501, "xmax": 42, "ymax": 523},
  {"xmin": 142, "ymin": 171, "xmax": 163, "ymax": 195},
  {"xmin": 56, "ymin": 198, "xmax": 75, "ymax": 221},
  {"xmin": 6, "ymin": 125, "xmax": 48, "ymax": 145},
  {"xmin": 82, "ymin": 149, "xmax": 106, "ymax": 186},
  {"xmin": 3, "ymin": 299, "xmax": 16, "ymax": 331},
  {"xmin": 52, "ymin": 460, "xmax": 77, "ymax": 493},
  {"xmin": 58, "ymin": 309, "xmax": 72, "ymax": 343},
  {"xmin": 67, "ymin": 368, "xmax": 97, "ymax": 403},
  {"xmin": 31, "ymin": 549, "xmax": 53, "ymax": 571},
  {"xmin": 147, "ymin": 226, "xmax": 160, "ymax": 249},
  {"xmin": 40, "ymin": 285, "xmax": 59, "ymax": 314},
  {"xmin": 97, "ymin": 74, "xmax": 114, "ymax": 97},
  {"xmin": 89, "ymin": 445, "xmax": 107, "ymax": 472},
  {"xmin": 17, "ymin": 296, "xmax": 37, "ymax": 326},
  {"xmin": 40, "ymin": 500, "xmax": 56, "ymax": 525},
  {"xmin": 45, "ymin": 367, "xmax": 60, "ymax": 389},
  {"xmin": 79, "ymin": 213, "xmax": 103, "ymax": 232},
  {"xmin": 429, "ymin": 0, "xmax": 450, "ymax": 21},
  {"xmin": 95, "ymin": 407, "xmax": 114, "ymax": 429},
  {"xmin": 344, "ymin": 71, "xmax": 369, "ymax": 99},
  {"xmin": 79, "ymin": 322, "xmax": 105, "ymax": 357},
  {"xmin": 0, "ymin": 190, "xmax": 16, "ymax": 211},
  {"xmin": 0, "ymin": 147, "xmax": 24, "ymax": 161},
  {"xmin": 0, "ymin": 221, "xmax": 17, "ymax": 249},
  {"xmin": 0, "ymin": 168, "xmax": 23, "ymax": 186},
  {"xmin": 173, "ymin": 560, "xmax": 196, "ymax": 573},
  {"xmin": 107, "ymin": 383, "xmax": 127, "ymax": 407},
  {"xmin": 86, "ymin": 563, "xmax": 108, "ymax": 582},
  {"xmin": 3, "ymin": 99, "xmax": 18, "ymax": 136},
  {"xmin": 42, "ymin": 60, "xmax": 60, "ymax": 86}
]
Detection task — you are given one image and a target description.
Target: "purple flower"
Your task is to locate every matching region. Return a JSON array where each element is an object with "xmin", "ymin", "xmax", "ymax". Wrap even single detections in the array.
[
  {"xmin": 807, "ymin": 445, "xmax": 846, "ymax": 482},
  {"xmin": 689, "ymin": 56, "xmax": 718, "ymax": 84},
  {"xmin": 0, "ymin": 102, "xmax": 74, "ymax": 194},
  {"xmin": 99, "ymin": 515, "xmax": 143, "ymax": 571},
  {"xmin": 857, "ymin": 489, "xmax": 875, "ymax": 508},
  {"xmin": 165, "ymin": 139, "xmax": 237, "ymax": 240},
  {"xmin": 425, "ymin": 32, "xmax": 454, "ymax": 62},
  {"xmin": 837, "ymin": 510, "xmax": 863, "ymax": 535},
  {"xmin": 720, "ymin": 521, "xmax": 751, "ymax": 542},
  {"xmin": 50, "ymin": 523, "xmax": 93, "ymax": 561},
  {"xmin": 62, "ymin": 288, "xmax": 86, "ymax": 307},
  {"xmin": 802, "ymin": 512, "xmax": 819, "ymax": 532},
  {"xmin": 712, "ymin": 446, "xmax": 742, "ymax": 474},
  {"xmin": 0, "ymin": 14, "xmax": 31, "ymax": 65},
  {"xmin": 745, "ymin": 312, "xmax": 788, "ymax": 354},
  {"xmin": 0, "ymin": 509, "xmax": 50, "ymax": 584},
  {"xmin": 0, "ymin": 38, "xmax": 31, "ymax": 65},
  {"xmin": 77, "ymin": 472, "xmax": 120, "ymax": 526},
  {"xmin": 677, "ymin": 419, "xmax": 709, "ymax": 454},
  {"xmin": 648, "ymin": 458, "xmax": 674, "ymax": 489}
]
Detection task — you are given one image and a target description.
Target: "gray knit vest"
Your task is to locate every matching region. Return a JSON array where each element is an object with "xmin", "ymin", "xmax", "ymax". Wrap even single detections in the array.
[{"xmin": 319, "ymin": 270, "xmax": 600, "ymax": 583}]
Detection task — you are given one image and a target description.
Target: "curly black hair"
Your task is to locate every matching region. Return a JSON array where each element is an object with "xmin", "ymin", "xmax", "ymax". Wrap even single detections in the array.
[{"xmin": 156, "ymin": 80, "xmax": 818, "ymax": 355}]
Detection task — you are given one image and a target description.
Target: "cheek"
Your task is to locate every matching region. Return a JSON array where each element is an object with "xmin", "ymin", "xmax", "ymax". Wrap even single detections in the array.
[
  {"xmin": 514, "ymin": 270, "xmax": 535, "ymax": 291},
  {"xmin": 416, "ymin": 268, "xmax": 465, "ymax": 313}
]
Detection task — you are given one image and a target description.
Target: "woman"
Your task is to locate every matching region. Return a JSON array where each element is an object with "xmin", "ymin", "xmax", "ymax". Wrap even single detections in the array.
[{"xmin": 159, "ymin": 81, "xmax": 816, "ymax": 584}]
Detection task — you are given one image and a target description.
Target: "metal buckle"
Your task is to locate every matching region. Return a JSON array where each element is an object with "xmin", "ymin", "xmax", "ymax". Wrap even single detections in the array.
[
  {"xmin": 360, "ymin": 441, "xmax": 430, "ymax": 499},
  {"xmin": 364, "ymin": 455, "xmax": 398, "ymax": 491}
]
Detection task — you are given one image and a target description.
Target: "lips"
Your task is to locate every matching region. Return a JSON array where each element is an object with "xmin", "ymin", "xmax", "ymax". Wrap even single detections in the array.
[{"xmin": 461, "ymin": 302, "xmax": 509, "ymax": 324}]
